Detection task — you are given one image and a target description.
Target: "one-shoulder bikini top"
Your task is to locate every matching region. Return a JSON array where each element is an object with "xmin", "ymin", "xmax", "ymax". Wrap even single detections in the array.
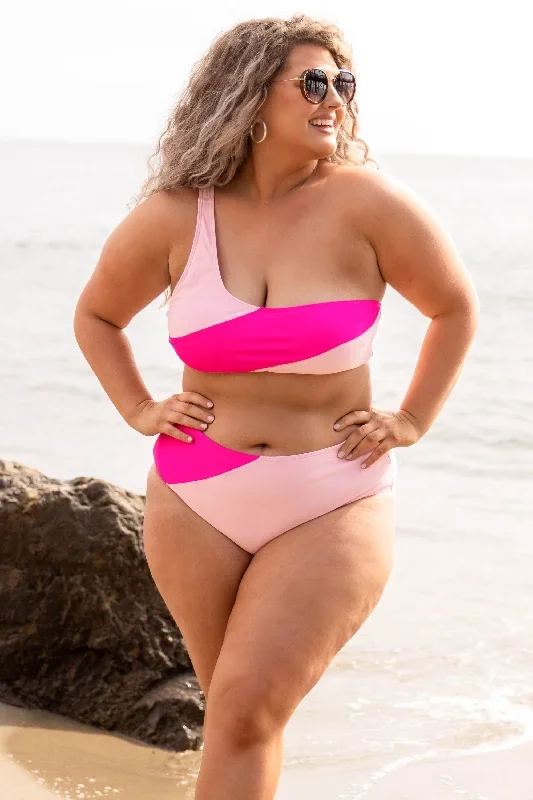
[{"xmin": 166, "ymin": 186, "xmax": 381, "ymax": 374}]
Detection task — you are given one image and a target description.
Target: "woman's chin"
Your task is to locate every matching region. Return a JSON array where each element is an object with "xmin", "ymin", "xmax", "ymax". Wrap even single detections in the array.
[
  {"xmin": 296, "ymin": 135, "xmax": 337, "ymax": 159},
  {"xmin": 311, "ymin": 139, "xmax": 337, "ymax": 158}
]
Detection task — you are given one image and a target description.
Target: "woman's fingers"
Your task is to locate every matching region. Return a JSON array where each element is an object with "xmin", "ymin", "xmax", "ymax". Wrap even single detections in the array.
[
  {"xmin": 169, "ymin": 408, "xmax": 213, "ymax": 430},
  {"xmin": 337, "ymin": 425, "xmax": 385, "ymax": 461},
  {"xmin": 176, "ymin": 391, "xmax": 214, "ymax": 409},
  {"xmin": 157, "ymin": 393, "xmax": 216, "ymax": 442},
  {"xmin": 333, "ymin": 409, "xmax": 372, "ymax": 430},
  {"xmin": 170, "ymin": 392, "xmax": 215, "ymax": 430},
  {"xmin": 172, "ymin": 400, "xmax": 215, "ymax": 427},
  {"xmin": 358, "ymin": 439, "xmax": 393, "ymax": 469},
  {"xmin": 162, "ymin": 423, "xmax": 195, "ymax": 443}
]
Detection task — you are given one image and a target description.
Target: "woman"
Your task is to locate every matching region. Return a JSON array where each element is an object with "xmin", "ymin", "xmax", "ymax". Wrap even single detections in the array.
[{"xmin": 73, "ymin": 14, "xmax": 478, "ymax": 800}]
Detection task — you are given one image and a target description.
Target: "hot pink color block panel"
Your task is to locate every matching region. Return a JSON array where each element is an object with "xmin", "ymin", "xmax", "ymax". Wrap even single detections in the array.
[
  {"xmin": 153, "ymin": 425, "xmax": 258, "ymax": 483},
  {"xmin": 169, "ymin": 299, "xmax": 380, "ymax": 373}
]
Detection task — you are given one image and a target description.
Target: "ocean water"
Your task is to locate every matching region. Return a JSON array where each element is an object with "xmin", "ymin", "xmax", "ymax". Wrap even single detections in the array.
[{"xmin": 1, "ymin": 139, "xmax": 532, "ymax": 798}]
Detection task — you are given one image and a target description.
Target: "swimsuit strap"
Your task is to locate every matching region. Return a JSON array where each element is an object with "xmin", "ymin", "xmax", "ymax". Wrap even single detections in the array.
[
  {"xmin": 199, "ymin": 185, "xmax": 214, "ymax": 204},
  {"xmin": 198, "ymin": 186, "xmax": 215, "ymax": 244}
]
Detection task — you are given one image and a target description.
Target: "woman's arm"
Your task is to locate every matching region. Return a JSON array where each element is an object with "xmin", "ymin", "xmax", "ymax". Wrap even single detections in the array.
[
  {"xmin": 73, "ymin": 186, "xmax": 215, "ymax": 442},
  {"xmin": 73, "ymin": 191, "xmax": 184, "ymax": 426},
  {"xmin": 363, "ymin": 171, "xmax": 480, "ymax": 438}
]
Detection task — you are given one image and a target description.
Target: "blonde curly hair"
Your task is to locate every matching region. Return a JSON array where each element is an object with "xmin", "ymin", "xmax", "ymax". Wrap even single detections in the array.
[{"xmin": 131, "ymin": 13, "xmax": 377, "ymax": 202}]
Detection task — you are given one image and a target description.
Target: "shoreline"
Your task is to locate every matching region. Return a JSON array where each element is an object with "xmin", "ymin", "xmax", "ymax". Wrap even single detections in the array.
[{"xmin": 2, "ymin": 701, "xmax": 533, "ymax": 799}]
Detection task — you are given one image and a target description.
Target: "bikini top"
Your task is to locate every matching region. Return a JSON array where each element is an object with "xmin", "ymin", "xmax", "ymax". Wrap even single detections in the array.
[{"xmin": 166, "ymin": 186, "xmax": 381, "ymax": 374}]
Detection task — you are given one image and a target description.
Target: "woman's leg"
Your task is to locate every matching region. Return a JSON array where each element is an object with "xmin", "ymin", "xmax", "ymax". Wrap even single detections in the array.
[
  {"xmin": 142, "ymin": 465, "xmax": 253, "ymax": 698},
  {"xmin": 194, "ymin": 490, "xmax": 396, "ymax": 800}
]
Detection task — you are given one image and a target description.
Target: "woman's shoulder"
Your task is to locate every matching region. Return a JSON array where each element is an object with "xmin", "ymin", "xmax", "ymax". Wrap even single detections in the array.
[
  {"xmin": 322, "ymin": 161, "xmax": 407, "ymax": 202},
  {"xmin": 323, "ymin": 162, "xmax": 437, "ymax": 234},
  {"xmin": 156, "ymin": 184, "xmax": 200, "ymax": 218},
  {"xmin": 137, "ymin": 186, "xmax": 203, "ymax": 243}
]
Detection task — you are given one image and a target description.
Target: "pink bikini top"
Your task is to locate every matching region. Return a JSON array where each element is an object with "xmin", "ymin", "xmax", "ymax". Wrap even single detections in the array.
[{"xmin": 166, "ymin": 187, "xmax": 381, "ymax": 374}]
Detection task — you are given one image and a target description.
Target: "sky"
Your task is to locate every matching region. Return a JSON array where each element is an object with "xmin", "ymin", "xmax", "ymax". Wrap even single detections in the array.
[{"xmin": 3, "ymin": 0, "xmax": 532, "ymax": 157}]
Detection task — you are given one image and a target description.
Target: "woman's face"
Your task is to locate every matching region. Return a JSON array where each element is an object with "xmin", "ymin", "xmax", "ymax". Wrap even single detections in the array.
[{"xmin": 260, "ymin": 43, "xmax": 348, "ymax": 159}]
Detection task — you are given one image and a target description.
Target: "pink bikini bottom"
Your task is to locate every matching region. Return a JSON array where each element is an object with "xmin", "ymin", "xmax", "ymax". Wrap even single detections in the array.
[{"xmin": 152, "ymin": 425, "xmax": 397, "ymax": 554}]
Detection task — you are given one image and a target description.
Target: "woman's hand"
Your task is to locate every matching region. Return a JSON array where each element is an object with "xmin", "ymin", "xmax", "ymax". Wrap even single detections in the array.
[
  {"xmin": 130, "ymin": 392, "xmax": 215, "ymax": 442},
  {"xmin": 332, "ymin": 407, "xmax": 421, "ymax": 468}
]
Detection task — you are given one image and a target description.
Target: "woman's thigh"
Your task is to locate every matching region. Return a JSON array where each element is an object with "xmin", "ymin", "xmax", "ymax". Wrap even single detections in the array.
[
  {"xmin": 205, "ymin": 490, "xmax": 396, "ymax": 734},
  {"xmin": 142, "ymin": 464, "xmax": 253, "ymax": 697}
]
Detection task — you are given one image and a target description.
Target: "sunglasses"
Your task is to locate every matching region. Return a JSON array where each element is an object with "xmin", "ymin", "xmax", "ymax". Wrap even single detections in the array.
[{"xmin": 273, "ymin": 68, "xmax": 356, "ymax": 105}]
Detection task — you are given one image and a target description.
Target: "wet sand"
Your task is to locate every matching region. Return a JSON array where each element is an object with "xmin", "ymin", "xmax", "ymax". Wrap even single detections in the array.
[
  {"xmin": 0, "ymin": 702, "xmax": 201, "ymax": 799},
  {"xmin": 2, "ymin": 701, "xmax": 533, "ymax": 799}
]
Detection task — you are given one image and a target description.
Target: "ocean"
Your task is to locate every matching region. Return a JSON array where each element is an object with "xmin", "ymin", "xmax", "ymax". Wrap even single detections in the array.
[{"xmin": 1, "ymin": 138, "xmax": 532, "ymax": 799}]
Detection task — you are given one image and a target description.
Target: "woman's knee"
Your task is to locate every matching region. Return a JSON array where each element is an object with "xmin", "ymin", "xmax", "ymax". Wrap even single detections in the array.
[{"xmin": 205, "ymin": 671, "xmax": 289, "ymax": 746}]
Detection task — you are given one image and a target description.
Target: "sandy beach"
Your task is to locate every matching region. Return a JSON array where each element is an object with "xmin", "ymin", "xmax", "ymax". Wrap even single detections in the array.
[
  {"xmin": 2, "ymin": 700, "xmax": 533, "ymax": 799},
  {"xmin": 0, "ymin": 702, "xmax": 201, "ymax": 800}
]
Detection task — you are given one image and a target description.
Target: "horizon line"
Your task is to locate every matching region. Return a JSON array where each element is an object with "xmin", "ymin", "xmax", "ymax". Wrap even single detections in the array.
[{"xmin": 1, "ymin": 134, "xmax": 532, "ymax": 162}]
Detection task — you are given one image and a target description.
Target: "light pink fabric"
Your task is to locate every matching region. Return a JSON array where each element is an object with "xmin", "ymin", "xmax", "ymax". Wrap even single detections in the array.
[
  {"xmin": 252, "ymin": 312, "xmax": 380, "ymax": 373},
  {"xmin": 153, "ymin": 427, "xmax": 397, "ymax": 554},
  {"xmin": 165, "ymin": 187, "xmax": 382, "ymax": 374},
  {"xmin": 166, "ymin": 193, "xmax": 254, "ymax": 336}
]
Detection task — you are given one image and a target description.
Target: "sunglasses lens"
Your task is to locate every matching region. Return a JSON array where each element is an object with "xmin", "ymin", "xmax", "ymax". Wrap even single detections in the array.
[
  {"xmin": 304, "ymin": 69, "xmax": 328, "ymax": 103},
  {"xmin": 334, "ymin": 70, "xmax": 356, "ymax": 104}
]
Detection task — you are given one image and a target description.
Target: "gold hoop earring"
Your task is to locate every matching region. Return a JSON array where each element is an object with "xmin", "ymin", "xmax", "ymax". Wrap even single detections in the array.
[{"xmin": 250, "ymin": 119, "xmax": 267, "ymax": 143}]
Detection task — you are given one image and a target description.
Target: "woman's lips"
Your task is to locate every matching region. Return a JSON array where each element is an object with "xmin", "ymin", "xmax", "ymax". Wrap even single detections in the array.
[{"xmin": 309, "ymin": 122, "xmax": 336, "ymax": 134}]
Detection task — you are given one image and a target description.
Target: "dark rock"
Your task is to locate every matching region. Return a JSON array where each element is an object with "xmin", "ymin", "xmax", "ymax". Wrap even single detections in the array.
[{"xmin": 0, "ymin": 459, "xmax": 204, "ymax": 751}]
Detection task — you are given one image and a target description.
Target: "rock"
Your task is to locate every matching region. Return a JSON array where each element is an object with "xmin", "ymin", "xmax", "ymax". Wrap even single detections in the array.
[{"xmin": 0, "ymin": 459, "xmax": 204, "ymax": 751}]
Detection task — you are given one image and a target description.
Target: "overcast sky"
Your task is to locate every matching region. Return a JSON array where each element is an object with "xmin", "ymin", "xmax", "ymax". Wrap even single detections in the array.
[{"xmin": 3, "ymin": 0, "xmax": 531, "ymax": 157}]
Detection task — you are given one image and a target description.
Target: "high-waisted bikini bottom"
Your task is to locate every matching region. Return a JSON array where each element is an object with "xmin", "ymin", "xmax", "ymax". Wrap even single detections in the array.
[{"xmin": 152, "ymin": 424, "xmax": 397, "ymax": 554}]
